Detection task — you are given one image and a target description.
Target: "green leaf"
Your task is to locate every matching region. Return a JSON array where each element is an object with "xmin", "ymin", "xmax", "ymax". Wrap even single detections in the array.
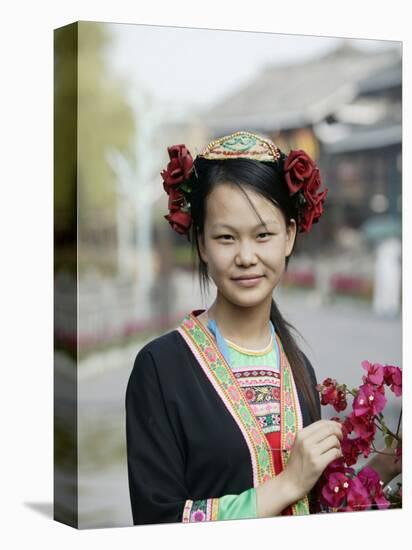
[
  {"xmin": 179, "ymin": 182, "xmax": 192, "ymax": 193},
  {"xmin": 385, "ymin": 435, "xmax": 394, "ymax": 448}
]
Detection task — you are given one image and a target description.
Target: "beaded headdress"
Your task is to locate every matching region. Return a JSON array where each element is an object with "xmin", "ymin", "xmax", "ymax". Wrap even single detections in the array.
[{"xmin": 160, "ymin": 131, "xmax": 328, "ymax": 240}]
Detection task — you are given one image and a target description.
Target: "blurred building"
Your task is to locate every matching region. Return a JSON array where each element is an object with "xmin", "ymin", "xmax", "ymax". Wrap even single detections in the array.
[{"xmin": 198, "ymin": 41, "xmax": 402, "ymax": 254}]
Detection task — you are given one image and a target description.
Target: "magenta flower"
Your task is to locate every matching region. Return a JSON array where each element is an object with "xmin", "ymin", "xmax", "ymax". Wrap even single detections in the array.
[
  {"xmin": 322, "ymin": 456, "xmax": 355, "ymax": 478},
  {"xmin": 361, "ymin": 360, "xmax": 384, "ymax": 386},
  {"xmin": 334, "ymin": 390, "xmax": 348, "ymax": 412},
  {"xmin": 317, "ymin": 360, "xmax": 402, "ymax": 513},
  {"xmin": 383, "ymin": 365, "xmax": 402, "ymax": 396},
  {"xmin": 347, "ymin": 412, "xmax": 376, "ymax": 439},
  {"xmin": 353, "ymin": 384, "xmax": 387, "ymax": 417},
  {"xmin": 318, "ymin": 378, "xmax": 338, "ymax": 405},
  {"xmin": 357, "ymin": 466, "xmax": 380, "ymax": 490},
  {"xmin": 321, "ymin": 472, "xmax": 350, "ymax": 509},
  {"xmin": 341, "ymin": 437, "xmax": 360, "ymax": 466},
  {"xmin": 355, "ymin": 437, "xmax": 373, "ymax": 459},
  {"xmin": 357, "ymin": 467, "xmax": 390, "ymax": 510},
  {"xmin": 346, "ymin": 476, "xmax": 371, "ymax": 512},
  {"xmin": 317, "ymin": 378, "xmax": 347, "ymax": 412}
]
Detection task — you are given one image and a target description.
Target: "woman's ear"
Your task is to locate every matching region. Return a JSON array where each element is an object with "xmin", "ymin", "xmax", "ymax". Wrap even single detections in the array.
[
  {"xmin": 285, "ymin": 219, "xmax": 297, "ymax": 257},
  {"xmin": 198, "ymin": 233, "xmax": 208, "ymax": 264}
]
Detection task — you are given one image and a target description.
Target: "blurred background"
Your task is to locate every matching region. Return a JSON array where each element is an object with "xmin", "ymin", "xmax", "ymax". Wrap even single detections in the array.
[{"xmin": 54, "ymin": 22, "xmax": 402, "ymax": 528}]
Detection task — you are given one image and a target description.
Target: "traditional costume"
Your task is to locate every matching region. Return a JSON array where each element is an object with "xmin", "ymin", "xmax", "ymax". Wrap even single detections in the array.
[
  {"xmin": 126, "ymin": 131, "xmax": 328, "ymax": 525},
  {"xmin": 126, "ymin": 308, "xmax": 321, "ymax": 524}
]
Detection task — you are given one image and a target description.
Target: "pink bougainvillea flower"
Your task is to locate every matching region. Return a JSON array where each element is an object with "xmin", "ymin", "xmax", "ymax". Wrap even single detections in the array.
[
  {"xmin": 334, "ymin": 390, "xmax": 348, "ymax": 412},
  {"xmin": 322, "ymin": 456, "xmax": 355, "ymax": 478},
  {"xmin": 357, "ymin": 467, "xmax": 390, "ymax": 510},
  {"xmin": 361, "ymin": 360, "xmax": 384, "ymax": 386},
  {"xmin": 383, "ymin": 365, "xmax": 402, "ymax": 396},
  {"xmin": 357, "ymin": 466, "xmax": 380, "ymax": 491},
  {"xmin": 343, "ymin": 416, "xmax": 354, "ymax": 437},
  {"xmin": 317, "ymin": 378, "xmax": 347, "ymax": 412},
  {"xmin": 318, "ymin": 378, "xmax": 338, "ymax": 405},
  {"xmin": 346, "ymin": 476, "xmax": 371, "ymax": 512},
  {"xmin": 354, "ymin": 437, "xmax": 373, "ymax": 459},
  {"xmin": 321, "ymin": 472, "xmax": 350, "ymax": 509},
  {"xmin": 353, "ymin": 383, "xmax": 387, "ymax": 417},
  {"xmin": 341, "ymin": 437, "xmax": 360, "ymax": 466},
  {"xmin": 347, "ymin": 412, "xmax": 376, "ymax": 439}
]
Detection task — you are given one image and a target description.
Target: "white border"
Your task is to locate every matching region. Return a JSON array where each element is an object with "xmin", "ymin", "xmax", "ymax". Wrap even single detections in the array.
[{"xmin": 1, "ymin": 1, "xmax": 408, "ymax": 548}]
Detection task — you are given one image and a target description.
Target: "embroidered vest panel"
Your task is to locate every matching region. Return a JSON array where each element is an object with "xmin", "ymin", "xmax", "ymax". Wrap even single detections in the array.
[{"xmin": 178, "ymin": 310, "xmax": 310, "ymax": 517}]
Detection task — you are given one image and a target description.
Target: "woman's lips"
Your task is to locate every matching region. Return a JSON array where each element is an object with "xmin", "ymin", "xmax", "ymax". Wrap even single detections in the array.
[{"xmin": 232, "ymin": 276, "xmax": 264, "ymax": 287}]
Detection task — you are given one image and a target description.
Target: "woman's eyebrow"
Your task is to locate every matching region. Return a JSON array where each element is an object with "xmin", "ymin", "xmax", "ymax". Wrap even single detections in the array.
[{"xmin": 212, "ymin": 220, "xmax": 280, "ymax": 230}]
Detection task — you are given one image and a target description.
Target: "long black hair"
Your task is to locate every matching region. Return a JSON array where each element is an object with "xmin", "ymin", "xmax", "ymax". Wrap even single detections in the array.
[{"xmin": 186, "ymin": 154, "xmax": 320, "ymax": 424}]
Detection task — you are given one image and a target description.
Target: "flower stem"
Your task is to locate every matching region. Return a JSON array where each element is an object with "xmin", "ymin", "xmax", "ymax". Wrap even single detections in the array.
[
  {"xmin": 395, "ymin": 409, "xmax": 402, "ymax": 438},
  {"xmin": 374, "ymin": 416, "xmax": 400, "ymax": 441}
]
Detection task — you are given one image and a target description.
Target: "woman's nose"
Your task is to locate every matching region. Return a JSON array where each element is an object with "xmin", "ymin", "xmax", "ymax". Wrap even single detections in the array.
[{"xmin": 235, "ymin": 241, "xmax": 258, "ymax": 265}]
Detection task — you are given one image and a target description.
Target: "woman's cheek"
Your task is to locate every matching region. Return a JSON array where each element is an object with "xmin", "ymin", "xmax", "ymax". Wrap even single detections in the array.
[{"xmin": 214, "ymin": 246, "xmax": 234, "ymax": 265}]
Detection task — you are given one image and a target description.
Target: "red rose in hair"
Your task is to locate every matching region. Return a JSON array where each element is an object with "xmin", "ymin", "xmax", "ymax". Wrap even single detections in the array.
[
  {"xmin": 284, "ymin": 150, "xmax": 316, "ymax": 193},
  {"xmin": 284, "ymin": 150, "xmax": 328, "ymax": 233},
  {"xmin": 164, "ymin": 210, "xmax": 192, "ymax": 235},
  {"xmin": 167, "ymin": 187, "xmax": 186, "ymax": 213},
  {"xmin": 161, "ymin": 144, "xmax": 194, "ymax": 192}
]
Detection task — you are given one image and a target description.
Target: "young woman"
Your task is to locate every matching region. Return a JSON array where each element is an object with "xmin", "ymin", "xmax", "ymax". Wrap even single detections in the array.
[{"xmin": 125, "ymin": 131, "xmax": 395, "ymax": 526}]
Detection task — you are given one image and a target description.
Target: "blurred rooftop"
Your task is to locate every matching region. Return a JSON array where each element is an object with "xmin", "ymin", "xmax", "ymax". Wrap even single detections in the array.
[{"xmin": 200, "ymin": 41, "xmax": 401, "ymax": 135}]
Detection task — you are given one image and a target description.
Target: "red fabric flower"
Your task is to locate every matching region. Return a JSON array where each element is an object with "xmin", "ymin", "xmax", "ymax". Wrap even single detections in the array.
[
  {"xmin": 167, "ymin": 187, "xmax": 186, "ymax": 213},
  {"xmin": 283, "ymin": 150, "xmax": 329, "ymax": 233},
  {"xmin": 164, "ymin": 210, "xmax": 192, "ymax": 235},
  {"xmin": 299, "ymin": 189, "xmax": 328, "ymax": 233},
  {"xmin": 160, "ymin": 144, "xmax": 194, "ymax": 192},
  {"xmin": 284, "ymin": 150, "xmax": 317, "ymax": 193}
]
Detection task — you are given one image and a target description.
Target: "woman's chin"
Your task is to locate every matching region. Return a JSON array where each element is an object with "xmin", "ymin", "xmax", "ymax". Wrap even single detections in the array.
[{"xmin": 224, "ymin": 288, "xmax": 272, "ymax": 308}]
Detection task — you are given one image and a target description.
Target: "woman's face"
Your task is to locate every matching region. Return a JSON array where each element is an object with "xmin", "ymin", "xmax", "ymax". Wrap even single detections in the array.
[{"xmin": 198, "ymin": 182, "xmax": 297, "ymax": 308}]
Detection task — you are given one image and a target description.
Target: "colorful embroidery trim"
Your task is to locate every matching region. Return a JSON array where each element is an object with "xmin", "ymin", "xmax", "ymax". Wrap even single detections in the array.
[
  {"xmin": 182, "ymin": 498, "xmax": 219, "ymax": 522},
  {"xmin": 178, "ymin": 311, "xmax": 310, "ymax": 519}
]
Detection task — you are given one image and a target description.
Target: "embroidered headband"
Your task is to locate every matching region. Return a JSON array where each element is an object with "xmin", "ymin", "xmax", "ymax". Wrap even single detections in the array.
[{"xmin": 160, "ymin": 130, "xmax": 328, "ymax": 240}]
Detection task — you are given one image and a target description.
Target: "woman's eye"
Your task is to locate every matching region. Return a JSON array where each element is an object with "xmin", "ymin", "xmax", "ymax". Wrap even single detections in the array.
[
  {"xmin": 257, "ymin": 232, "xmax": 273, "ymax": 239},
  {"xmin": 218, "ymin": 234, "xmax": 234, "ymax": 240}
]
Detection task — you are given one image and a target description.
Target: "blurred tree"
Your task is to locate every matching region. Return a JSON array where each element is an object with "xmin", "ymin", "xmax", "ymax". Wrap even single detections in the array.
[{"xmin": 55, "ymin": 22, "xmax": 135, "ymax": 246}]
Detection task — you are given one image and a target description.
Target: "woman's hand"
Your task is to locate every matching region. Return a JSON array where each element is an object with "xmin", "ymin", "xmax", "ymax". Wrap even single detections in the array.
[{"xmin": 282, "ymin": 420, "xmax": 344, "ymax": 502}]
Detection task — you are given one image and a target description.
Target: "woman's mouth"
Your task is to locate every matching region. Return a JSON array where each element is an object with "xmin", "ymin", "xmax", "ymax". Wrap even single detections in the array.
[{"xmin": 231, "ymin": 276, "xmax": 264, "ymax": 287}]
